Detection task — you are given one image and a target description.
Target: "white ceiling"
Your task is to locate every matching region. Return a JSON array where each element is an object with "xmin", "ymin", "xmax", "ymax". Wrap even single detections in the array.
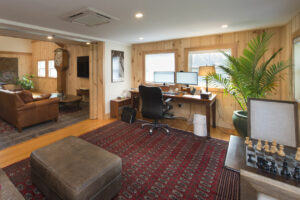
[{"xmin": 0, "ymin": 0, "xmax": 299, "ymax": 44}]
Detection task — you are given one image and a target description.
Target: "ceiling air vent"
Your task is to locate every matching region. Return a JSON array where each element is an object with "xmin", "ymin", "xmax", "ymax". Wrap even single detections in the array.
[{"xmin": 67, "ymin": 8, "xmax": 119, "ymax": 27}]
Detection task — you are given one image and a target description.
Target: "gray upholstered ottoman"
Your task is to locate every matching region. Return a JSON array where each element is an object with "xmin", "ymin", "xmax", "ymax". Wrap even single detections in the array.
[{"xmin": 30, "ymin": 136, "xmax": 122, "ymax": 200}]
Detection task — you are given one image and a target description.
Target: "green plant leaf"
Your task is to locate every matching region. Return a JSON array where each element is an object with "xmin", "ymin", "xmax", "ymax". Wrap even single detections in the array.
[{"xmin": 207, "ymin": 32, "xmax": 289, "ymax": 111}]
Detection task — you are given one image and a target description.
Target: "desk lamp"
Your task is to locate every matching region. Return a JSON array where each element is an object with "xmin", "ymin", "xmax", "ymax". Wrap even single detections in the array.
[{"xmin": 198, "ymin": 66, "xmax": 215, "ymax": 99}]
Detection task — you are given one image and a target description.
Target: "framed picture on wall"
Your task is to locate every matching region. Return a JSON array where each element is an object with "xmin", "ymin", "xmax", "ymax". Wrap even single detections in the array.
[{"xmin": 111, "ymin": 50, "xmax": 124, "ymax": 82}]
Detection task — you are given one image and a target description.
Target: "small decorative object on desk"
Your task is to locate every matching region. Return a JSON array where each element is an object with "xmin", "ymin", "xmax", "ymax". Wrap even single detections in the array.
[
  {"xmin": 295, "ymin": 147, "xmax": 300, "ymax": 162},
  {"xmin": 256, "ymin": 139, "xmax": 262, "ymax": 151},
  {"xmin": 278, "ymin": 144, "xmax": 285, "ymax": 157},
  {"xmin": 270, "ymin": 140, "xmax": 278, "ymax": 154},
  {"xmin": 245, "ymin": 137, "xmax": 250, "ymax": 145},
  {"xmin": 264, "ymin": 140, "xmax": 270, "ymax": 153}
]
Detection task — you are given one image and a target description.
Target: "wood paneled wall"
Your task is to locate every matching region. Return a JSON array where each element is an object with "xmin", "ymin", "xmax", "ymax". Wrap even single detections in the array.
[
  {"xmin": 31, "ymin": 41, "xmax": 58, "ymax": 93},
  {"xmin": 132, "ymin": 26, "xmax": 294, "ymax": 128},
  {"xmin": 89, "ymin": 42, "xmax": 105, "ymax": 120},
  {"xmin": 0, "ymin": 51, "xmax": 32, "ymax": 78},
  {"xmin": 65, "ymin": 45, "xmax": 89, "ymax": 95},
  {"xmin": 31, "ymin": 41, "xmax": 89, "ymax": 95}
]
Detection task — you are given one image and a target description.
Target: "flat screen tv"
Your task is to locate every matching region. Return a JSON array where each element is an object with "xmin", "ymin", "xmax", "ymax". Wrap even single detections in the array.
[{"xmin": 77, "ymin": 56, "xmax": 89, "ymax": 78}]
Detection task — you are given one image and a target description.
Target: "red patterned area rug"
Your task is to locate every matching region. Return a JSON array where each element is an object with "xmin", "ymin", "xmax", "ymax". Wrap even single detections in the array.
[{"xmin": 3, "ymin": 120, "xmax": 239, "ymax": 200}]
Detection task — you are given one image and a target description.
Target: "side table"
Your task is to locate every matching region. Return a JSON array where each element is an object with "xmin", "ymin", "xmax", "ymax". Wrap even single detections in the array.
[{"xmin": 110, "ymin": 98, "xmax": 131, "ymax": 119}]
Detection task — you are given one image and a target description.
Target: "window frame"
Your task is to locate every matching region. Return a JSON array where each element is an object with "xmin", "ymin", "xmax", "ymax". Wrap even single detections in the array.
[
  {"xmin": 37, "ymin": 60, "xmax": 46, "ymax": 78},
  {"xmin": 142, "ymin": 50, "xmax": 178, "ymax": 84},
  {"xmin": 48, "ymin": 60, "xmax": 57, "ymax": 78},
  {"xmin": 37, "ymin": 59, "xmax": 57, "ymax": 79},
  {"xmin": 184, "ymin": 44, "xmax": 237, "ymax": 90},
  {"xmin": 292, "ymin": 29, "xmax": 300, "ymax": 101},
  {"xmin": 188, "ymin": 49, "xmax": 232, "ymax": 87}
]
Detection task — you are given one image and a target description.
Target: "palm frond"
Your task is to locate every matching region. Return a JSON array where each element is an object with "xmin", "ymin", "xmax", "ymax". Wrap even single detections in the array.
[{"xmin": 208, "ymin": 32, "xmax": 289, "ymax": 110}]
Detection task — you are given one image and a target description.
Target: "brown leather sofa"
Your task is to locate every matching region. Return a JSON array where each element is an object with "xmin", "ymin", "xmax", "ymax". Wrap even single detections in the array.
[{"xmin": 0, "ymin": 89, "xmax": 59, "ymax": 132}]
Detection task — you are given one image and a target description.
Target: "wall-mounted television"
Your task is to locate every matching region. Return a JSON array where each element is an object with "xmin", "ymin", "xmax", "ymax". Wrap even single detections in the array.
[{"xmin": 77, "ymin": 56, "xmax": 89, "ymax": 78}]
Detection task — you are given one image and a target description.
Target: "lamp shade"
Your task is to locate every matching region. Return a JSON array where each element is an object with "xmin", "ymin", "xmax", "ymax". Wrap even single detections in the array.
[{"xmin": 198, "ymin": 66, "xmax": 216, "ymax": 76}]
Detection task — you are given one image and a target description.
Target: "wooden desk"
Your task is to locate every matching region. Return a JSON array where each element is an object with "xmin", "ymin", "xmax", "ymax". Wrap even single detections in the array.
[
  {"xmin": 110, "ymin": 98, "xmax": 132, "ymax": 119},
  {"xmin": 130, "ymin": 90, "xmax": 216, "ymax": 137}
]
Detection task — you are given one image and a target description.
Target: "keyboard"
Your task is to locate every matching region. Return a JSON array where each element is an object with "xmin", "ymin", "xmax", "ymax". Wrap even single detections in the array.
[{"xmin": 162, "ymin": 91, "xmax": 180, "ymax": 95}]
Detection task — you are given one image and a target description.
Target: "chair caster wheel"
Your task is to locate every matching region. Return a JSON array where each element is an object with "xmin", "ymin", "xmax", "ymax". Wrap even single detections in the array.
[{"xmin": 149, "ymin": 129, "xmax": 153, "ymax": 135}]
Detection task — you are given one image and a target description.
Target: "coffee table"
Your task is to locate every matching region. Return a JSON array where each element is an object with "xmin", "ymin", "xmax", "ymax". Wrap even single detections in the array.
[{"xmin": 51, "ymin": 93, "xmax": 82, "ymax": 109}]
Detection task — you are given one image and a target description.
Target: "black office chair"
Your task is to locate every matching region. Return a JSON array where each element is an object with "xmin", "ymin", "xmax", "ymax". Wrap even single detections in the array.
[{"xmin": 139, "ymin": 85, "xmax": 174, "ymax": 135}]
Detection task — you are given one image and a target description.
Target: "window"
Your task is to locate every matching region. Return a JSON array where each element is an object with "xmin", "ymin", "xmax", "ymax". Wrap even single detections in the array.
[
  {"xmin": 145, "ymin": 53, "xmax": 175, "ymax": 83},
  {"xmin": 37, "ymin": 61, "xmax": 46, "ymax": 77},
  {"xmin": 293, "ymin": 37, "xmax": 300, "ymax": 101},
  {"xmin": 188, "ymin": 49, "xmax": 231, "ymax": 87},
  {"xmin": 48, "ymin": 60, "xmax": 57, "ymax": 78}
]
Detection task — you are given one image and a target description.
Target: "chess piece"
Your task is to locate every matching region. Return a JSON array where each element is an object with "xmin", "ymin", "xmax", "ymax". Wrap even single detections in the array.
[
  {"xmin": 281, "ymin": 159, "xmax": 290, "ymax": 177},
  {"xmin": 264, "ymin": 140, "xmax": 270, "ymax": 153},
  {"xmin": 293, "ymin": 166, "xmax": 300, "ymax": 181},
  {"xmin": 277, "ymin": 144, "xmax": 285, "ymax": 157},
  {"xmin": 248, "ymin": 140, "xmax": 253, "ymax": 150},
  {"xmin": 256, "ymin": 139, "xmax": 262, "ymax": 151},
  {"xmin": 270, "ymin": 140, "xmax": 278, "ymax": 154},
  {"xmin": 295, "ymin": 147, "xmax": 300, "ymax": 162},
  {"xmin": 257, "ymin": 157, "xmax": 264, "ymax": 169},
  {"xmin": 262, "ymin": 159, "xmax": 270, "ymax": 171},
  {"xmin": 270, "ymin": 161, "xmax": 278, "ymax": 175},
  {"xmin": 245, "ymin": 137, "xmax": 250, "ymax": 145},
  {"xmin": 247, "ymin": 154, "xmax": 254, "ymax": 163}
]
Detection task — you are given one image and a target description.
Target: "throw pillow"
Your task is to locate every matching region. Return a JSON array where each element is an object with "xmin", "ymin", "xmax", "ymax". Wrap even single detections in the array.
[{"xmin": 19, "ymin": 90, "xmax": 34, "ymax": 103}]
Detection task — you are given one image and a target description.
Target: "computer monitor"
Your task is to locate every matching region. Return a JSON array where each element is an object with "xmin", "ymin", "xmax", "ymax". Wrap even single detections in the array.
[
  {"xmin": 175, "ymin": 72, "xmax": 198, "ymax": 86},
  {"xmin": 154, "ymin": 71, "xmax": 175, "ymax": 84}
]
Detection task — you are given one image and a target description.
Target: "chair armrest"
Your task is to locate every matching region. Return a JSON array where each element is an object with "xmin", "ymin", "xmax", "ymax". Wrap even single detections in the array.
[
  {"xmin": 34, "ymin": 98, "xmax": 59, "ymax": 106},
  {"xmin": 17, "ymin": 98, "xmax": 59, "ymax": 111},
  {"xmin": 17, "ymin": 102, "xmax": 36, "ymax": 111},
  {"xmin": 164, "ymin": 98, "xmax": 173, "ymax": 103}
]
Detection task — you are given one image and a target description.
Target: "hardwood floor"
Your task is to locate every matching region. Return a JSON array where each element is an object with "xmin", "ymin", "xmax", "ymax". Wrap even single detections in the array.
[
  {"xmin": 0, "ymin": 119, "xmax": 116, "ymax": 168},
  {"xmin": 0, "ymin": 116, "xmax": 237, "ymax": 168}
]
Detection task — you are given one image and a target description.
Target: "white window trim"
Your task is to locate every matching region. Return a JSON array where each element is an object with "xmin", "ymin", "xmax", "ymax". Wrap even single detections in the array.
[
  {"xmin": 37, "ymin": 60, "xmax": 46, "ymax": 78},
  {"xmin": 144, "ymin": 52, "xmax": 176, "ymax": 84},
  {"xmin": 188, "ymin": 49, "xmax": 231, "ymax": 88},
  {"xmin": 48, "ymin": 60, "xmax": 57, "ymax": 78},
  {"xmin": 37, "ymin": 59, "xmax": 57, "ymax": 78}
]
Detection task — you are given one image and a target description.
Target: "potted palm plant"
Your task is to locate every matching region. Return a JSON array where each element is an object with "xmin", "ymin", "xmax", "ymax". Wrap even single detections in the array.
[{"xmin": 208, "ymin": 32, "xmax": 289, "ymax": 137}]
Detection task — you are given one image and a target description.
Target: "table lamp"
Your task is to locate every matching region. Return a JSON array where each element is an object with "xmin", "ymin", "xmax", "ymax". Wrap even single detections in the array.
[{"xmin": 198, "ymin": 66, "xmax": 216, "ymax": 92}]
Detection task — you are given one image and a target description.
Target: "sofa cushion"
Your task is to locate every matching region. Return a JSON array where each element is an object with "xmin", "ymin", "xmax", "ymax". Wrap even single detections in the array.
[
  {"xmin": 19, "ymin": 90, "xmax": 34, "ymax": 103},
  {"xmin": 30, "ymin": 136, "xmax": 122, "ymax": 200}
]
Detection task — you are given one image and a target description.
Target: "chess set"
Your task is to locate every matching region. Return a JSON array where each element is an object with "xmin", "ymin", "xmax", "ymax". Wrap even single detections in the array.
[{"xmin": 245, "ymin": 137, "xmax": 300, "ymax": 184}]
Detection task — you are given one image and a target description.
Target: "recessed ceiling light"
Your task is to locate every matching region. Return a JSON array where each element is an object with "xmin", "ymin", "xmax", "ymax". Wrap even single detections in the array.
[
  {"xmin": 139, "ymin": 37, "xmax": 144, "ymax": 40},
  {"xmin": 47, "ymin": 35, "xmax": 53, "ymax": 40},
  {"xmin": 86, "ymin": 42, "xmax": 91, "ymax": 45},
  {"xmin": 135, "ymin": 12, "xmax": 143, "ymax": 18},
  {"xmin": 221, "ymin": 24, "xmax": 228, "ymax": 28}
]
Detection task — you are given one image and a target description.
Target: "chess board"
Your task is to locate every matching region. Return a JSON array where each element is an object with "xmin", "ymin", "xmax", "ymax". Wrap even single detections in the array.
[{"xmin": 246, "ymin": 144, "xmax": 300, "ymax": 184}]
